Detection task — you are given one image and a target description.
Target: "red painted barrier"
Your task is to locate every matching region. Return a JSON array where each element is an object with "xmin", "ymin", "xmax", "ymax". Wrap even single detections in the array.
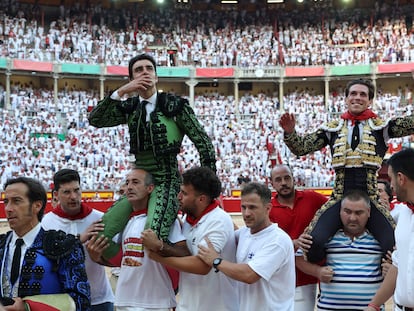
[
  {"xmin": 0, "ymin": 188, "xmax": 332, "ymax": 219},
  {"xmin": 0, "ymin": 198, "xmax": 241, "ymax": 219}
]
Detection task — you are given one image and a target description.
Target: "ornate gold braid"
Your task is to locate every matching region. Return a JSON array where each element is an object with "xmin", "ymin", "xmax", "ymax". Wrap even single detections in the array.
[
  {"xmin": 284, "ymin": 130, "xmax": 328, "ymax": 156},
  {"xmin": 306, "ymin": 168, "xmax": 395, "ymax": 234},
  {"xmin": 389, "ymin": 115, "xmax": 414, "ymax": 137}
]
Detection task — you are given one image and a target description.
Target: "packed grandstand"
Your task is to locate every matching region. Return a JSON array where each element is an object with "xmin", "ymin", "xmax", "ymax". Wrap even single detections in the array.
[{"xmin": 0, "ymin": 0, "xmax": 413, "ymax": 196}]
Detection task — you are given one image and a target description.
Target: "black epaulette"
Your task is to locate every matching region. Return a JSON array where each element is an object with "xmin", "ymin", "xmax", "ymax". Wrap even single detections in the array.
[
  {"xmin": 43, "ymin": 230, "xmax": 79, "ymax": 260},
  {"xmin": 157, "ymin": 92, "xmax": 186, "ymax": 117}
]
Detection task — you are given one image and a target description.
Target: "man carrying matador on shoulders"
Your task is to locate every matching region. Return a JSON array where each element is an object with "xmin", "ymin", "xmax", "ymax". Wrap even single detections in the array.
[{"xmin": 279, "ymin": 78, "xmax": 414, "ymax": 262}]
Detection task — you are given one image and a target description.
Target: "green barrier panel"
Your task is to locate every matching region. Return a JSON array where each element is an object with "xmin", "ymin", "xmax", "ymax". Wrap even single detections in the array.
[
  {"xmin": 331, "ymin": 64, "xmax": 371, "ymax": 76},
  {"xmin": 157, "ymin": 67, "xmax": 190, "ymax": 77},
  {"xmin": 30, "ymin": 133, "xmax": 66, "ymax": 141},
  {"xmin": 61, "ymin": 63, "xmax": 101, "ymax": 75},
  {"xmin": 0, "ymin": 58, "xmax": 7, "ymax": 68}
]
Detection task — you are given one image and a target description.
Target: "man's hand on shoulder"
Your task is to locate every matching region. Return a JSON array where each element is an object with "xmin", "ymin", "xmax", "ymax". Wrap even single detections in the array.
[
  {"xmin": 80, "ymin": 220, "xmax": 105, "ymax": 244},
  {"xmin": 197, "ymin": 237, "xmax": 219, "ymax": 267},
  {"xmin": 142, "ymin": 229, "xmax": 163, "ymax": 253},
  {"xmin": 85, "ymin": 234, "xmax": 110, "ymax": 264},
  {"xmin": 296, "ymin": 233, "xmax": 313, "ymax": 253},
  {"xmin": 293, "ymin": 233, "xmax": 313, "ymax": 261}
]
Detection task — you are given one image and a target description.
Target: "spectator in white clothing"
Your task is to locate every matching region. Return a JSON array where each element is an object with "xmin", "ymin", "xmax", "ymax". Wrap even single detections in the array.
[{"xmin": 197, "ymin": 181, "xmax": 295, "ymax": 311}]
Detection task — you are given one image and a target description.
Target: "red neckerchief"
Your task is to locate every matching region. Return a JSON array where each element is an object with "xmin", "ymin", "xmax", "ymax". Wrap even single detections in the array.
[
  {"xmin": 52, "ymin": 203, "xmax": 93, "ymax": 220},
  {"xmin": 129, "ymin": 209, "xmax": 148, "ymax": 218},
  {"xmin": 341, "ymin": 109, "xmax": 378, "ymax": 125},
  {"xmin": 186, "ymin": 200, "xmax": 220, "ymax": 226},
  {"xmin": 406, "ymin": 202, "xmax": 414, "ymax": 213}
]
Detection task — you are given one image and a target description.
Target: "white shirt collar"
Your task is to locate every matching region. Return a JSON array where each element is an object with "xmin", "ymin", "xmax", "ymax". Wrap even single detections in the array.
[
  {"xmin": 140, "ymin": 93, "xmax": 157, "ymax": 121},
  {"xmin": 140, "ymin": 92, "xmax": 157, "ymax": 106},
  {"xmin": 12, "ymin": 223, "xmax": 42, "ymax": 248}
]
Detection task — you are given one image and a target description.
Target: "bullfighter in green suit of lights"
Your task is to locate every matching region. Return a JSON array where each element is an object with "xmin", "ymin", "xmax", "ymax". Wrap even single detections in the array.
[{"xmin": 88, "ymin": 54, "xmax": 216, "ymax": 259}]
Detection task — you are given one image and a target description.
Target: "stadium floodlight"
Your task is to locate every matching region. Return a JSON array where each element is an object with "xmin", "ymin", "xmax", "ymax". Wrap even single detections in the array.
[
  {"xmin": 267, "ymin": 0, "xmax": 284, "ymax": 3},
  {"xmin": 297, "ymin": 0, "xmax": 304, "ymax": 2},
  {"xmin": 221, "ymin": 0, "xmax": 238, "ymax": 3}
]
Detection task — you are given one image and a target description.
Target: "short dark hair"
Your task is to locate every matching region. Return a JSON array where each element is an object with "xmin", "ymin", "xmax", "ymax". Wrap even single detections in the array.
[
  {"xmin": 130, "ymin": 167, "xmax": 155, "ymax": 186},
  {"xmin": 241, "ymin": 182, "xmax": 272, "ymax": 205},
  {"xmin": 4, "ymin": 177, "xmax": 47, "ymax": 221},
  {"xmin": 128, "ymin": 53, "xmax": 157, "ymax": 80},
  {"xmin": 341, "ymin": 189, "xmax": 370, "ymax": 209},
  {"xmin": 53, "ymin": 169, "xmax": 80, "ymax": 191},
  {"xmin": 181, "ymin": 167, "xmax": 221, "ymax": 202},
  {"xmin": 378, "ymin": 179, "xmax": 393, "ymax": 203},
  {"xmin": 345, "ymin": 79, "xmax": 375, "ymax": 100},
  {"xmin": 387, "ymin": 148, "xmax": 414, "ymax": 181}
]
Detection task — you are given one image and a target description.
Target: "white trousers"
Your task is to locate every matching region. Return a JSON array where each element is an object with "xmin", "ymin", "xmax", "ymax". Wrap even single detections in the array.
[
  {"xmin": 395, "ymin": 304, "xmax": 413, "ymax": 311},
  {"xmin": 116, "ymin": 307, "xmax": 172, "ymax": 311},
  {"xmin": 294, "ymin": 283, "xmax": 317, "ymax": 311}
]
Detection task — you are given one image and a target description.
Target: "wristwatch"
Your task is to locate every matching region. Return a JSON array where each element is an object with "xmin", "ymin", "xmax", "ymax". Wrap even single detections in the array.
[{"xmin": 213, "ymin": 257, "xmax": 223, "ymax": 273}]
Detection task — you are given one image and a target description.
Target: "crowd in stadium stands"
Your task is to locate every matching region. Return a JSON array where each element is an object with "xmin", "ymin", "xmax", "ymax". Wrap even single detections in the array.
[
  {"xmin": 0, "ymin": 83, "xmax": 412, "ymax": 195},
  {"xmin": 0, "ymin": 1, "xmax": 414, "ymax": 66},
  {"xmin": 0, "ymin": 1, "xmax": 413, "ymax": 194}
]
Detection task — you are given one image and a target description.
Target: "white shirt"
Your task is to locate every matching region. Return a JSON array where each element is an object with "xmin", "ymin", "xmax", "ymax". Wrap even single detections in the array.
[
  {"xmin": 392, "ymin": 205, "xmax": 414, "ymax": 307},
  {"xmin": 115, "ymin": 214, "xmax": 184, "ymax": 308},
  {"xmin": 139, "ymin": 93, "xmax": 157, "ymax": 122},
  {"xmin": 237, "ymin": 224, "xmax": 295, "ymax": 311},
  {"xmin": 111, "ymin": 91, "xmax": 156, "ymax": 122},
  {"xmin": 390, "ymin": 203, "xmax": 406, "ymax": 224},
  {"xmin": 178, "ymin": 207, "xmax": 239, "ymax": 311},
  {"xmin": 3, "ymin": 223, "xmax": 42, "ymax": 297},
  {"xmin": 42, "ymin": 208, "xmax": 115, "ymax": 305}
]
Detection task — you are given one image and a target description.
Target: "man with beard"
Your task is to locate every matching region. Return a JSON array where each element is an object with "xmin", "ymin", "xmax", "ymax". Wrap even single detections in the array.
[
  {"xmin": 197, "ymin": 182, "xmax": 295, "ymax": 311},
  {"xmin": 270, "ymin": 164, "xmax": 327, "ymax": 311},
  {"xmin": 365, "ymin": 148, "xmax": 414, "ymax": 311},
  {"xmin": 142, "ymin": 166, "xmax": 238, "ymax": 311}
]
